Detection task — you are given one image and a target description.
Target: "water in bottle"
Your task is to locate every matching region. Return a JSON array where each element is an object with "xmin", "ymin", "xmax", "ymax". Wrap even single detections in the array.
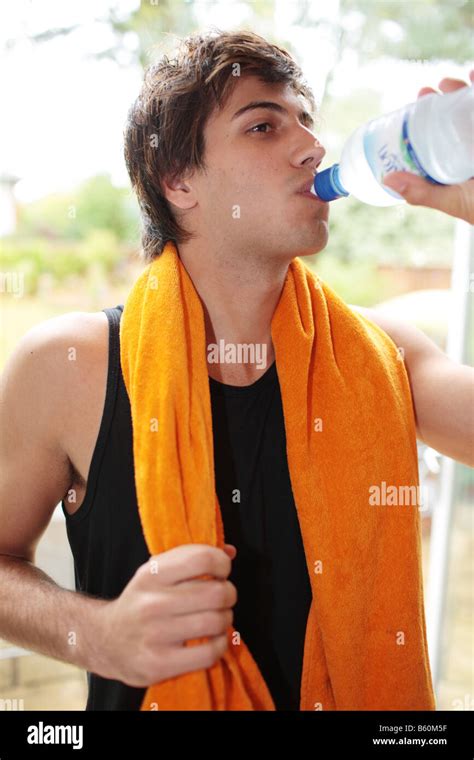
[{"xmin": 312, "ymin": 84, "xmax": 474, "ymax": 206}]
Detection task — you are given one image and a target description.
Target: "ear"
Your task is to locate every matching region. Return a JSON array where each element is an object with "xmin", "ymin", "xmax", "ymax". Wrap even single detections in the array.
[{"xmin": 162, "ymin": 171, "xmax": 198, "ymax": 211}]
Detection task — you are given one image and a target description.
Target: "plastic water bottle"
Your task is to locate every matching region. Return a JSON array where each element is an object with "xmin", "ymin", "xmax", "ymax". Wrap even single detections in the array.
[{"xmin": 312, "ymin": 84, "xmax": 474, "ymax": 206}]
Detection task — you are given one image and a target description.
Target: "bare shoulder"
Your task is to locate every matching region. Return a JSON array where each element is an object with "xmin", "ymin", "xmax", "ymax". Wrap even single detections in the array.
[
  {"xmin": 0, "ymin": 310, "xmax": 110, "ymax": 560},
  {"xmin": 2, "ymin": 309, "xmax": 109, "ymax": 390},
  {"xmin": 348, "ymin": 303, "xmax": 399, "ymax": 336},
  {"xmin": 348, "ymin": 303, "xmax": 444, "ymax": 362},
  {"xmin": 14, "ymin": 309, "xmax": 109, "ymax": 355},
  {"xmin": 1, "ymin": 310, "xmax": 109, "ymax": 456}
]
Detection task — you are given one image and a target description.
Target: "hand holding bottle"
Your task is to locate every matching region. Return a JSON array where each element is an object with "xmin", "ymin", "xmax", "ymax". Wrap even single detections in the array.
[
  {"xmin": 383, "ymin": 70, "xmax": 474, "ymax": 224},
  {"xmin": 314, "ymin": 69, "xmax": 473, "ymax": 212}
]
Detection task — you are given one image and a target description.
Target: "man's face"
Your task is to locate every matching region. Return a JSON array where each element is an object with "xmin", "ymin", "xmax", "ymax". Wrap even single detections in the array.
[{"xmin": 186, "ymin": 75, "xmax": 330, "ymax": 262}]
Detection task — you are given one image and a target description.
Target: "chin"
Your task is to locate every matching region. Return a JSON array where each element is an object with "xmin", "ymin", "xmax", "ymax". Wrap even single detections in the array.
[{"xmin": 297, "ymin": 224, "xmax": 329, "ymax": 258}]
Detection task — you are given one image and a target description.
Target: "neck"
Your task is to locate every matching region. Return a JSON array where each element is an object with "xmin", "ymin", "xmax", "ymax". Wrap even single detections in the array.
[{"xmin": 177, "ymin": 241, "xmax": 290, "ymax": 385}]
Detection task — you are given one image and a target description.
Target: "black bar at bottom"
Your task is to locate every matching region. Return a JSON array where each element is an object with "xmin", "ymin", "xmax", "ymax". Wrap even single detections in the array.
[{"xmin": 0, "ymin": 710, "xmax": 471, "ymax": 757}]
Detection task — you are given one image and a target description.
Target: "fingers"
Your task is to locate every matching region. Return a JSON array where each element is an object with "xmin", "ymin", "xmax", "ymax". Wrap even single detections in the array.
[
  {"xmin": 168, "ymin": 577, "xmax": 238, "ymax": 615},
  {"xmin": 383, "ymin": 173, "xmax": 474, "ymax": 225},
  {"xmin": 418, "ymin": 72, "xmax": 472, "ymax": 99},
  {"xmin": 150, "ymin": 607, "xmax": 234, "ymax": 646},
  {"xmin": 155, "ymin": 632, "xmax": 229, "ymax": 682},
  {"xmin": 137, "ymin": 544, "xmax": 233, "ymax": 587},
  {"xmin": 437, "ymin": 76, "xmax": 470, "ymax": 93},
  {"xmin": 417, "ymin": 86, "xmax": 437, "ymax": 99},
  {"xmin": 223, "ymin": 543, "xmax": 237, "ymax": 559}
]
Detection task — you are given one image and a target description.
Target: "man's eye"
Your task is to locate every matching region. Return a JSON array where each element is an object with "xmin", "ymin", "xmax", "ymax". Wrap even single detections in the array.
[{"xmin": 247, "ymin": 122, "xmax": 273, "ymax": 134}]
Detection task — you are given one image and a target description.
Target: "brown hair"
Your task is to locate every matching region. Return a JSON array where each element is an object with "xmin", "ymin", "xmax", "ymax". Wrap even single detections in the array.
[{"xmin": 123, "ymin": 29, "xmax": 316, "ymax": 262}]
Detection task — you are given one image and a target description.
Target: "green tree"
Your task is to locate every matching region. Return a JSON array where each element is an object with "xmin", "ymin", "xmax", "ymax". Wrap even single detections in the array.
[{"xmin": 17, "ymin": 173, "xmax": 139, "ymax": 244}]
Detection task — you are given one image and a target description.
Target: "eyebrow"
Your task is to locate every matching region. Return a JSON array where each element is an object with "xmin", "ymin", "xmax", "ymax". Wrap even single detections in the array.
[{"xmin": 231, "ymin": 100, "xmax": 315, "ymax": 129}]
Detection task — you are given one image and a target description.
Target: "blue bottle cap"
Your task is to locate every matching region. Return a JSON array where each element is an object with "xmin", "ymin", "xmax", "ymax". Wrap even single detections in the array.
[{"xmin": 314, "ymin": 164, "xmax": 349, "ymax": 201}]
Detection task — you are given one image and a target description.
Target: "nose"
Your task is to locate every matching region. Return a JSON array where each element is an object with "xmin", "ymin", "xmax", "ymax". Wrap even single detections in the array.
[{"xmin": 291, "ymin": 134, "xmax": 326, "ymax": 172}]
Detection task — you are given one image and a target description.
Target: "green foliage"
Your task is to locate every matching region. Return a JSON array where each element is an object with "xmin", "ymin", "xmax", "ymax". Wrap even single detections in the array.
[
  {"xmin": 306, "ymin": 252, "xmax": 391, "ymax": 306},
  {"xmin": 77, "ymin": 229, "xmax": 122, "ymax": 274},
  {"xmin": 104, "ymin": 0, "xmax": 200, "ymax": 69},
  {"xmin": 9, "ymin": 175, "xmax": 139, "ymax": 298},
  {"xmin": 325, "ymin": 194, "xmax": 456, "ymax": 268},
  {"xmin": 319, "ymin": 87, "xmax": 383, "ymax": 138},
  {"xmin": 339, "ymin": 0, "xmax": 473, "ymax": 63},
  {"xmin": 17, "ymin": 174, "xmax": 140, "ymax": 245},
  {"xmin": 0, "ymin": 230, "xmax": 125, "ymax": 297},
  {"xmin": 99, "ymin": 0, "xmax": 473, "ymax": 70}
]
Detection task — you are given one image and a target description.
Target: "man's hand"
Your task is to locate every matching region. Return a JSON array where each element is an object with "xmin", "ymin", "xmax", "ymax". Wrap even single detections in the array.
[
  {"xmin": 95, "ymin": 543, "xmax": 238, "ymax": 688},
  {"xmin": 383, "ymin": 69, "xmax": 474, "ymax": 224}
]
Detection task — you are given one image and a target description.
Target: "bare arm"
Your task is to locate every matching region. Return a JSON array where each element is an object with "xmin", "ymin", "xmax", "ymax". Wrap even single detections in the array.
[
  {"xmin": 351, "ymin": 305, "xmax": 474, "ymax": 467},
  {"xmin": 0, "ymin": 315, "xmax": 109, "ymax": 674},
  {"xmin": 0, "ymin": 555, "xmax": 108, "ymax": 671},
  {"xmin": 0, "ymin": 316, "xmax": 237, "ymax": 688}
]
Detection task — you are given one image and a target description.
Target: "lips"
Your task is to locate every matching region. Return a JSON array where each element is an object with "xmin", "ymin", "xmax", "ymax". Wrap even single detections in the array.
[
  {"xmin": 297, "ymin": 177, "xmax": 317, "ymax": 195},
  {"xmin": 294, "ymin": 174, "xmax": 327, "ymax": 205}
]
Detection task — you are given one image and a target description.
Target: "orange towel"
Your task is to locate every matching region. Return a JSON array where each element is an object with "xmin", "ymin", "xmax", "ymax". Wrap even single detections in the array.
[{"xmin": 120, "ymin": 240, "xmax": 436, "ymax": 711}]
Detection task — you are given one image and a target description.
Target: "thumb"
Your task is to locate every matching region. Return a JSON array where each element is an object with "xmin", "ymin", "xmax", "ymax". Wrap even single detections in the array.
[{"xmin": 383, "ymin": 171, "xmax": 474, "ymax": 223}]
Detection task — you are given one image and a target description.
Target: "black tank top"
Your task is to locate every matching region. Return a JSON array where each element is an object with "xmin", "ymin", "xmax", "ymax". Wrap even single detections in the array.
[{"xmin": 63, "ymin": 305, "xmax": 312, "ymax": 711}]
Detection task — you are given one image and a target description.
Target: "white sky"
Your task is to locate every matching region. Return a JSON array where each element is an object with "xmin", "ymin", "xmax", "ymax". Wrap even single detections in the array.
[{"xmin": 0, "ymin": 0, "xmax": 470, "ymax": 204}]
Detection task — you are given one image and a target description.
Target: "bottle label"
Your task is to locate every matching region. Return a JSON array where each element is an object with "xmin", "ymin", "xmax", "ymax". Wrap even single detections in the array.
[{"xmin": 363, "ymin": 105, "xmax": 443, "ymax": 196}]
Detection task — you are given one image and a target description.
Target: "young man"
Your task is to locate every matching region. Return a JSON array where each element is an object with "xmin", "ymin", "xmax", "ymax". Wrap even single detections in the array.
[{"xmin": 0, "ymin": 30, "xmax": 472, "ymax": 711}]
